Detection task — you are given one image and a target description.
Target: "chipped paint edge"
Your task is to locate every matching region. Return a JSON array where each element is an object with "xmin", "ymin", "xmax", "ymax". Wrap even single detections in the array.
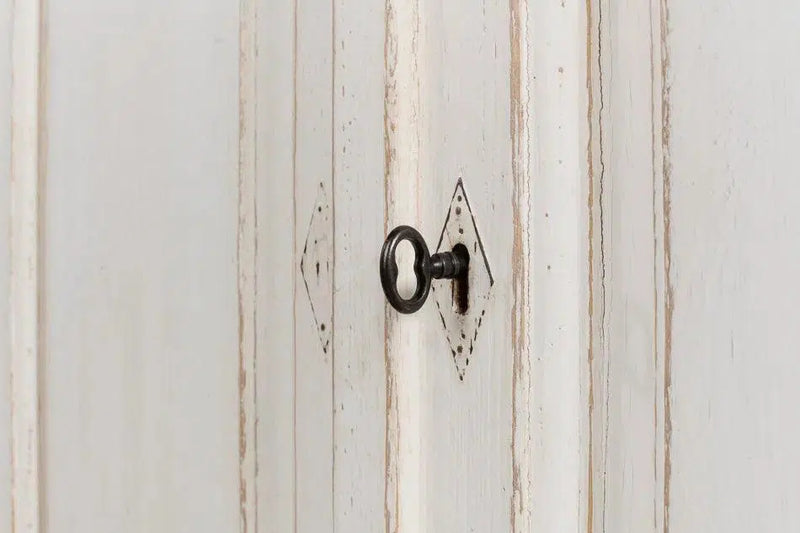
[
  {"xmin": 509, "ymin": 0, "xmax": 532, "ymax": 530},
  {"xmin": 584, "ymin": 0, "xmax": 674, "ymax": 530},
  {"xmin": 657, "ymin": 0, "xmax": 673, "ymax": 531},
  {"xmin": 238, "ymin": 0, "xmax": 259, "ymax": 531},
  {"xmin": 383, "ymin": 0, "xmax": 423, "ymax": 529}
]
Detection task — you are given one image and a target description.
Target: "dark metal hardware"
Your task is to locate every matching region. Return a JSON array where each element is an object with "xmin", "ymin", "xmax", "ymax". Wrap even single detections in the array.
[{"xmin": 379, "ymin": 225, "xmax": 469, "ymax": 314}]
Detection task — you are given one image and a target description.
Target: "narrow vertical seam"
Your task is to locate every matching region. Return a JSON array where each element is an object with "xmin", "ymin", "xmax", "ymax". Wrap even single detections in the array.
[
  {"xmin": 585, "ymin": 0, "xmax": 596, "ymax": 531},
  {"xmin": 35, "ymin": 0, "xmax": 49, "ymax": 530},
  {"xmin": 660, "ymin": 0, "xmax": 673, "ymax": 529},
  {"xmin": 291, "ymin": 0, "xmax": 299, "ymax": 530},
  {"xmin": 330, "ymin": 0, "xmax": 337, "ymax": 529}
]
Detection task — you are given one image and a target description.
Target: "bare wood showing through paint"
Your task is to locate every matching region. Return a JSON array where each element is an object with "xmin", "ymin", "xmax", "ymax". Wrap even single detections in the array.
[
  {"xmin": 383, "ymin": 0, "xmax": 423, "ymax": 529},
  {"xmin": 283, "ymin": 0, "xmax": 590, "ymax": 530},
  {"xmin": 21, "ymin": 0, "xmax": 800, "ymax": 531},
  {"xmin": 585, "ymin": 0, "xmax": 668, "ymax": 531},
  {"xmin": 238, "ymin": 0, "xmax": 259, "ymax": 531},
  {"xmin": 588, "ymin": 1, "xmax": 800, "ymax": 532}
]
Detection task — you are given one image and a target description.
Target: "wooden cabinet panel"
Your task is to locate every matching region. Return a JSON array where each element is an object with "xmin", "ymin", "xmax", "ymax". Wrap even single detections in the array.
[
  {"xmin": 10, "ymin": 0, "xmax": 798, "ymax": 531},
  {"xmin": 40, "ymin": 2, "xmax": 241, "ymax": 531},
  {"xmin": 665, "ymin": 2, "xmax": 800, "ymax": 530},
  {"xmin": 589, "ymin": 1, "xmax": 800, "ymax": 531}
]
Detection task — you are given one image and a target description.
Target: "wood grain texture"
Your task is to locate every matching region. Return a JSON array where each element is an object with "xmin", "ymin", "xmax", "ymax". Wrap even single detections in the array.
[
  {"xmin": 9, "ymin": 0, "xmax": 43, "ymax": 530},
  {"xmin": 586, "ymin": 0, "xmax": 666, "ymax": 531},
  {"xmin": 255, "ymin": 0, "xmax": 295, "ymax": 530},
  {"xmin": 1, "ymin": 0, "xmax": 12, "ymax": 529},
  {"xmin": 41, "ymin": 2, "xmax": 240, "ymax": 530}
]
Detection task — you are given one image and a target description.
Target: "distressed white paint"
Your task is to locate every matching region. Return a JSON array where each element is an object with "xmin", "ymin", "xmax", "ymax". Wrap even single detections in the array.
[
  {"xmin": 4, "ymin": 0, "xmax": 593, "ymax": 530},
  {"xmin": 383, "ymin": 0, "xmax": 423, "ymax": 529},
  {"xmin": 415, "ymin": 1, "xmax": 514, "ymax": 529},
  {"xmin": 10, "ymin": 1, "xmax": 798, "ymax": 532},
  {"xmin": 430, "ymin": 181, "xmax": 494, "ymax": 381},
  {"xmin": 592, "ymin": 1, "xmax": 800, "ymax": 532},
  {"xmin": 264, "ymin": 0, "xmax": 589, "ymax": 531},
  {"xmin": 238, "ymin": 1, "xmax": 259, "ymax": 530},
  {"xmin": 586, "ymin": 0, "xmax": 665, "ymax": 531}
]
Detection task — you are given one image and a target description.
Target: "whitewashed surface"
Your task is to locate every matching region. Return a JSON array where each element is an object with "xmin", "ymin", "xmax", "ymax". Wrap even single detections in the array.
[
  {"xmin": 6, "ymin": 0, "xmax": 799, "ymax": 532},
  {"xmin": 665, "ymin": 1, "xmax": 800, "ymax": 531},
  {"xmin": 41, "ymin": 1, "xmax": 241, "ymax": 531},
  {"xmin": 1, "ymin": 0, "xmax": 587, "ymax": 530},
  {"xmin": 1, "ymin": 0, "xmax": 12, "ymax": 528},
  {"xmin": 264, "ymin": 0, "xmax": 588, "ymax": 531},
  {"xmin": 590, "ymin": 0, "xmax": 800, "ymax": 532}
]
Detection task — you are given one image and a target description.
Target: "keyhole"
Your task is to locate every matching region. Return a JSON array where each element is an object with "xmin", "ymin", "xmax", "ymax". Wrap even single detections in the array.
[
  {"xmin": 451, "ymin": 243, "xmax": 469, "ymax": 314},
  {"xmin": 395, "ymin": 240, "xmax": 416, "ymax": 299}
]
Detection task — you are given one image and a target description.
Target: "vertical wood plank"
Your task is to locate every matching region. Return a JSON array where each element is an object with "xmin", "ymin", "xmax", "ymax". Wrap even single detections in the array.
[
  {"xmin": 526, "ymin": 1, "xmax": 589, "ymax": 531},
  {"xmin": 41, "ymin": 2, "xmax": 241, "ymax": 531},
  {"xmin": 238, "ymin": 0, "xmax": 258, "ymax": 530},
  {"xmin": 510, "ymin": 1, "xmax": 533, "ymax": 528},
  {"xmin": 416, "ymin": 2, "xmax": 514, "ymax": 531},
  {"xmin": 586, "ymin": 0, "xmax": 664, "ymax": 531},
  {"xmin": 332, "ymin": 0, "xmax": 387, "ymax": 530},
  {"xmin": 663, "ymin": 2, "xmax": 800, "ymax": 531},
  {"xmin": 595, "ymin": 1, "xmax": 800, "ymax": 532},
  {"xmin": 1, "ymin": 0, "xmax": 14, "ymax": 529},
  {"xmin": 383, "ymin": 0, "xmax": 423, "ymax": 529},
  {"xmin": 255, "ymin": 0, "xmax": 296, "ymax": 531},
  {"xmin": 294, "ymin": 0, "xmax": 334, "ymax": 531},
  {"xmin": 9, "ymin": 0, "xmax": 43, "ymax": 530},
  {"xmin": 381, "ymin": 0, "xmax": 591, "ymax": 530}
]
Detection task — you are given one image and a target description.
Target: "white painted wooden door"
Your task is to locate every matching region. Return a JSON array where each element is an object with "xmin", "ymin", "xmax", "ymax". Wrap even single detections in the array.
[
  {"xmin": 589, "ymin": 1, "xmax": 800, "ymax": 531},
  {"xmin": 3, "ymin": 1, "xmax": 247, "ymax": 532},
  {"xmin": 262, "ymin": 1, "xmax": 582, "ymax": 532},
  {"xmin": 3, "ymin": 1, "xmax": 800, "ymax": 532}
]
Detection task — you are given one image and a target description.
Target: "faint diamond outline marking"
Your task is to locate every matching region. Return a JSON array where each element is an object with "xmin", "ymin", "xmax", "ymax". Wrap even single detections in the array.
[
  {"xmin": 431, "ymin": 178, "xmax": 494, "ymax": 381},
  {"xmin": 300, "ymin": 182, "xmax": 333, "ymax": 354}
]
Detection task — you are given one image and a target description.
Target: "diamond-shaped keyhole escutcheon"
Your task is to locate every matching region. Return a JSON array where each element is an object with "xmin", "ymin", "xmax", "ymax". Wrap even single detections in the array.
[
  {"xmin": 431, "ymin": 179, "xmax": 494, "ymax": 381},
  {"xmin": 300, "ymin": 183, "xmax": 333, "ymax": 354}
]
